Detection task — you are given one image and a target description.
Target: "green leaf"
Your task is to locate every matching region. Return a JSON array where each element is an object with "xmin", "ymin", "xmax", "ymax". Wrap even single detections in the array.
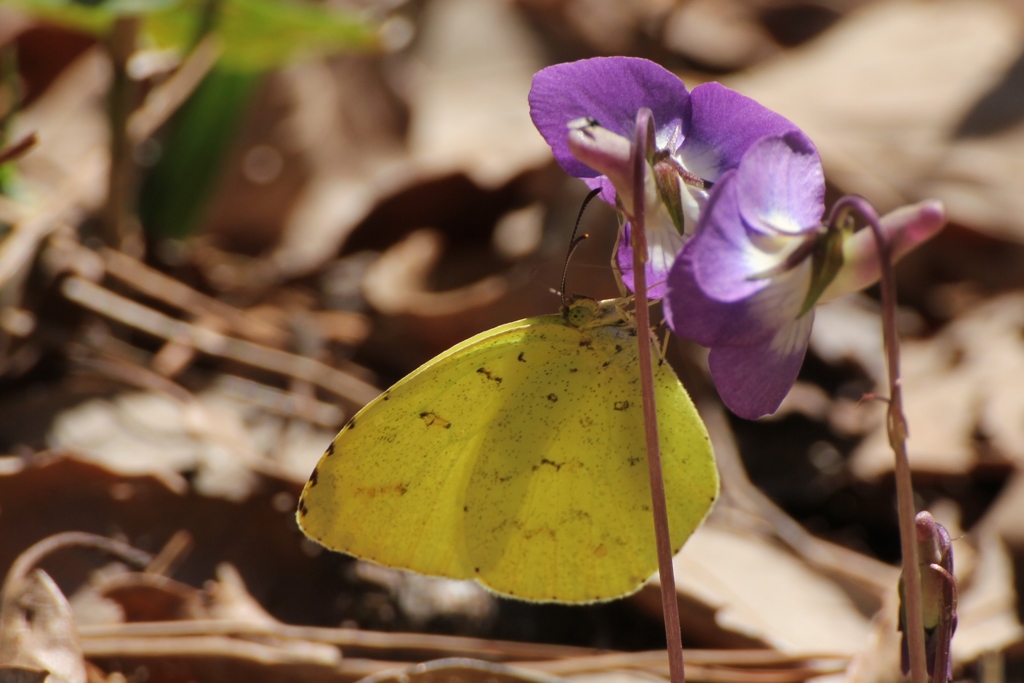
[
  {"xmin": 138, "ymin": 67, "xmax": 261, "ymax": 239},
  {"xmin": 10, "ymin": 0, "xmax": 379, "ymax": 68},
  {"xmin": 6, "ymin": 0, "xmax": 176, "ymax": 34},
  {"xmin": 146, "ymin": 0, "xmax": 379, "ymax": 71}
]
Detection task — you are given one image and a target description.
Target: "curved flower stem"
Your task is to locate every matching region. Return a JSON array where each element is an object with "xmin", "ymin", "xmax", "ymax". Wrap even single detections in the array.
[
  {"xmin": 828, "ymin": 195, "xmax": 926, "ymax": 683},
  {"xmin": 630, "ymin": 108, "xmax": 686, "ymax": 683}
]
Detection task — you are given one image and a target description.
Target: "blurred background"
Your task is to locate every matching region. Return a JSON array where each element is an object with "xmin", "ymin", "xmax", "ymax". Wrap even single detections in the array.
[{"xmin": 0, "ymin": 0, "xmax": 1023, "ymax": 681}]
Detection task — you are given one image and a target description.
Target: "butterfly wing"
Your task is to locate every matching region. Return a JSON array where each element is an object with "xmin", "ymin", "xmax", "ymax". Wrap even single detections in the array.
[
  {"xmin": 462, "ymin": 317, "xmax": 717, "ymax": 602},
  {"xmin": 298, "ymin": 316, "xmax": 560, "ymax": 583},
  {"xmin": 298, "ymin": 306, "xmax": 718, "ymax": 604}
]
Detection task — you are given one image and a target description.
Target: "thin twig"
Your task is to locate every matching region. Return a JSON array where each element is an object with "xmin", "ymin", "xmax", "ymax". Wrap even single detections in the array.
[
  {"xmin": 0, "ymin": 132, "xmax": 36, "ymax": 166},
  {"xmin": 78, "ymin": 619, "xmax": 599, "ymax": 661},
  {"xmin": 629, "ymin": 108, "xmax": 685, "ymax": 683},
  {"xmin": 61, "ymin": 275, "xmax": 380, "ymax": 405},
  {"xmin": 127, "ymin": 36, "xmax": 221, "ymax": 145},
  {"xmin": 1, "ymin": 532, "xmax": 152, "ymax": 627},
  {"xmin": 103, "ymin": 17, "xmax": 141, "ymax": 250},
  {"xmin": 102, "ymin": 246, "xmax": 287, "ymax": 345},
  {"xmin": 82, "ymin": 634, "xmax": 342, "ymax": 666},
  {"xmin": 828, "ymin": 195, "xmax": 926, "ymax": 683},
  {"xmin": 79, "ymin": 633, "xmax": 844, "ymax": 683},
  {"xmin": 77, "ymin": 618, "xmax": 846, "ymax": 677}
]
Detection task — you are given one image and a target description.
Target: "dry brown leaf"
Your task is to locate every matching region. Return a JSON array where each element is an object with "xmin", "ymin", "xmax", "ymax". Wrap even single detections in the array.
[
  {"xmin": 663, "ymin": 0, "xmax": 777, "ymax": 70},
  {"xmin": 46, "ymin": 386, "xmax": 337, "ymax": 498},
  {"xmin": 728, "ymin": 0, "xmax": 1024, "ymax": 241},
  {"xmin": 268, "ymin": 54, "xmax": 411, "ymax": 278},
  {"xmin": 975, "ymin": 471, "xmax": 1024, "ymax": 548},
  {"xmin": 0, "ymin": 667, "xmax": 49, "ymax": 683},
  {"xmin": 952, "ymin": 532, "xmax": 1024, "ymax": 663},
  {"xmin": 666, "ymin": 523, "xmax": 873, "ymax": 656},
  {"xmin": 851, "ymin": 293, "xmax": 1024, "ymax": 479},
  {"xmin": 407, "ymin": 0, "xmax": 550, "ymax": 188},
  {"xmin": 841, "ymin": 590, "xmax": 902, "ymax": 683},
  {"xmin": 11, "ymin": 47, "xmax": 109, "ymax": 208},
  {"xmin": 0, "ymin": 570, "xmax": 86, "ymax": 683},
  {"xmin": 362, "ymin": 228, "xmax": 509, "ymax": 317}
]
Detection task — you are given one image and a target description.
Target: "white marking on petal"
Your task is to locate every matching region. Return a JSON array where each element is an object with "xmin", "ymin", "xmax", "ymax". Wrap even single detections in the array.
[
  {"xmin": 746, "ymin": 261, "xmax": 813, "ymax": 330},
  {"xmin": 646, "ymin": 207, "xmax": 685, "ymax": 286},
  {"xmin": 681, "ymin": 186, "xmax": 707, "ymax": 233},
  {"xmin": 768, "ymin": 312, "xmax": 815, "ymax": 359}
]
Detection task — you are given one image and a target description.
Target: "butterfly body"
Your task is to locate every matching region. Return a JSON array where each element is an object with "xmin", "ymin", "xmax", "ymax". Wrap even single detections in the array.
[{"xmin": 298, "ymin": 298, "xmax": 717, "ymax": 603}]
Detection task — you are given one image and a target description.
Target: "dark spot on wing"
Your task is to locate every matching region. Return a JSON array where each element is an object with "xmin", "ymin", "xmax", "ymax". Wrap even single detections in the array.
[
  {"xmin": 547, "ymin": 393, "xmax": 558, "ymax": 402},
  {"xmin": 420, "ymin": 411, "xmax": 451, "ymax": 429},
  {"xmin": 518, "ymin": 352, "xmax": 526, "ymax": 362},
  {"xmin": 614, "ymin": 400, "xmax": 630, "ymax": 411},
  {"xmin": 533, "ymin": 458, "xmax": 563, "ymax": 472},
  {"xmin": 569, "ymin": 368, "xmax": 578, "ymax": 373},
  {"xmin": 347, "ymin": 418, "xmax": 357, "ymax": 430},
  {"xmin": 477, "ymin": 367, "xmax": 503, "ymax": 384},
  {"xmin": 579, "ymin": 339, "xmax": 592, "ymax": 348},
  {"xmin": 615, "ymin": 344, "xmax": 623, "ymax": 353},
  {"xmin": 326, "ymin": 441, "xmax": 335, "ymax": 456},
  {"xmin": 309, "ymin": 467, "xmax": 319, "ymax": 486},
  {"xmin": 298, "ymin": 499, "xmax": 308, "ymax": 516}
]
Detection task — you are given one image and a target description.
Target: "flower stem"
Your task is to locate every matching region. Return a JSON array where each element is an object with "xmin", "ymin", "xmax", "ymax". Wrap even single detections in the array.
[
  {"xmin": 829, "ymin": 195, "xmax": 926, "ymax": 683},
  {"xmin": 630, "ymin": 108, "xmax": 686, "ymax": 683}
]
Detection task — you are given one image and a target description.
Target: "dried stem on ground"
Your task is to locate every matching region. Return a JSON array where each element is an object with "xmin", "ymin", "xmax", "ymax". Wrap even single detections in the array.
[
  {"xmin": 61, "ymin": 276, "xmax": 380, "ymax": 405},
  {"xmin": 102, "ymin": 17, "xmax": 141, "ymax": 251},
  {"xmin": 0, "ymin": 132, "xmax": 36, "ymax": 166},
  {"xmin": 127, "ymin": 36, "xmax": 221, "ymax": 145}
]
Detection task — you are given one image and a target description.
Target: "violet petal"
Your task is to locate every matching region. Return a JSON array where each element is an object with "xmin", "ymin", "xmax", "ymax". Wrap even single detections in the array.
[
  {"xmin": 666, "ymin": 243, "xmax": 811, "ymax": 348},
  {"xmin": 680, "ymin": 82, "xmax": 800, "ymax": 182},
  {"xmin": 735, "ymin": 132, "xmax": 824, "ymax": 236},
  {"xmin": 529, "ymin": 57, "xmax": 689, "ymax": 179},
  {"xmin": 707, "ymin": 313, "xmax": 814, "ymax": 419}
]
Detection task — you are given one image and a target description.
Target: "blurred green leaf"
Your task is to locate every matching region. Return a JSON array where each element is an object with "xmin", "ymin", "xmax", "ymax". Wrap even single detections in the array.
[
  {"xmin": 11, "ymin": 0, "xmax": 379, "ymax": 69},
  {"xmin": 149, "ymin": 0, "xmax": 379, "ymax": 71},
  {"xmin": 138, "ymin": 67, "xmax": 260, "ymax": 239},
  {"xmin": 6, "ymin": 0, "xmax": 177, "ymax": 33}
]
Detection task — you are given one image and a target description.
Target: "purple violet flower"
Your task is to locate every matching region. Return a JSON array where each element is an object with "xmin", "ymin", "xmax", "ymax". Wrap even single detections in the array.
[
  {"xmin": 664, "ymin": 131, "xmax": 946, "ymax": 419},
  {"xmin": 528, "ymin": 57, "xmax": 799, "ymax": 298}
]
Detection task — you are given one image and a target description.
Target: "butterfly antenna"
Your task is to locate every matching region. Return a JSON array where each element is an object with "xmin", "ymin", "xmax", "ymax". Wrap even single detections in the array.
[{"xmin": 560, "ymin": 187, "xmax": 602, "ymax": 306}]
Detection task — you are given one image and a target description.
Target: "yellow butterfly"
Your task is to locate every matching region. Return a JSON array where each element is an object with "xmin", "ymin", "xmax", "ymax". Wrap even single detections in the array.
[{"xmin": 297, "ymin": 296, "xmax": 717, "ymax": 603}]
